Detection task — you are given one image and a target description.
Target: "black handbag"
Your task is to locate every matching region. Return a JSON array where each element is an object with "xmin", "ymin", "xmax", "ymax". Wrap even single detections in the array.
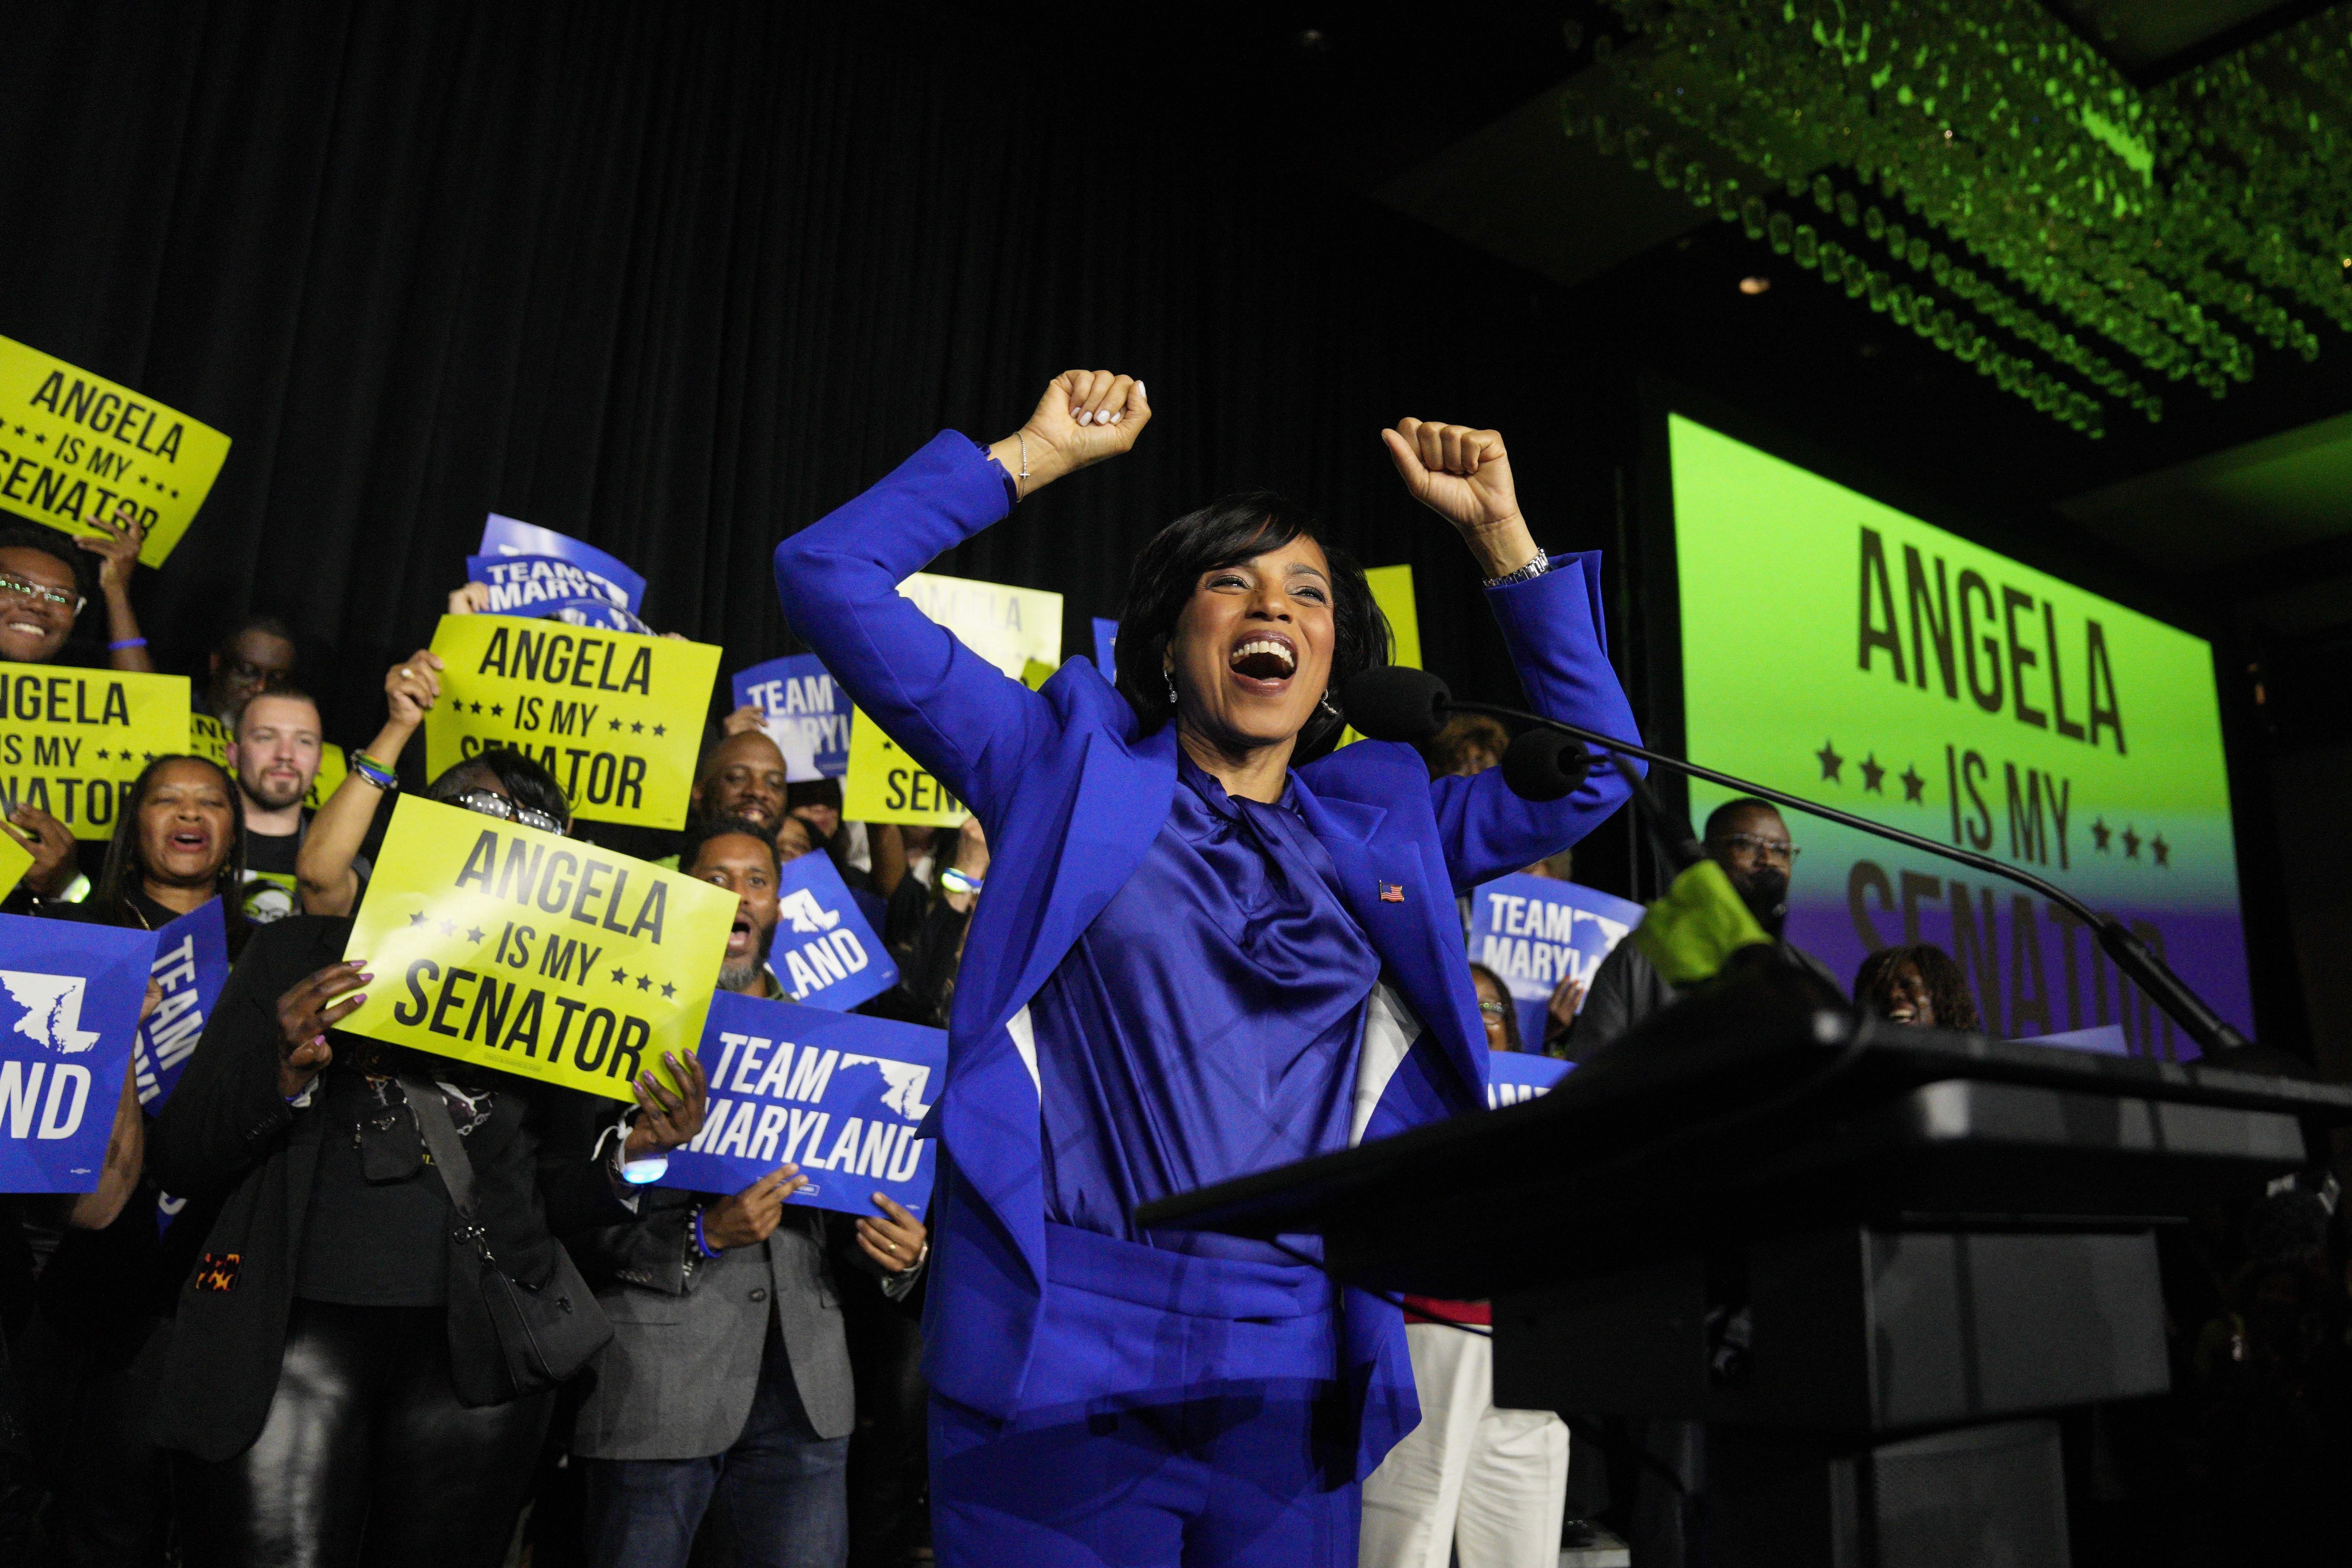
[{"xmin": 400, "ymin": 1074, "xmax": 613, "ymax": 1400}]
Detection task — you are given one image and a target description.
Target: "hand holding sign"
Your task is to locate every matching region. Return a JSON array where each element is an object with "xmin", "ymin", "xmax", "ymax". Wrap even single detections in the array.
[
  {"xmin": 388, "ymin": 651, "xmax": 444, "ymax": 729},
  {"xmin": 3, "ymin": 807, "xmax": 70, "ymax": 899},
  {"xmin": 856, "ymin": 1194, "xmax": 927, "ymax": 1274},
  {"xmin": 622, "ymin": 1050, "xmax": 708, "ymax": 1160},
  {"xmin": 275, "ymin": 959, "xmax": 372, "ymax": 1098},
  {"xmin": 701, "ymin": 1164, "xmax": 806, "ymax": 1249}
]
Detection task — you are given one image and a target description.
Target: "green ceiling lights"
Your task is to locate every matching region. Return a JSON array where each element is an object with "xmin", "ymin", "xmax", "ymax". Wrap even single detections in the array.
[{"xmin": 1562, "ymin": 0, "xmax": 2352, "ymax": 437}]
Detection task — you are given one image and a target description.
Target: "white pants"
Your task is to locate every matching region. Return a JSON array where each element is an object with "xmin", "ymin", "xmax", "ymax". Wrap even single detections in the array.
[{"xmin": 1359, "ymin": 1322, "xmax": 1570, "ymax": 1568}]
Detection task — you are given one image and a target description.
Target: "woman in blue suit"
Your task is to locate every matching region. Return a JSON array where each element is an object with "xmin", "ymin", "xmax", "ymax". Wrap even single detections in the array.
[{"xmin": 775, "ymin": 371, "xmax": 1641, "ymax": 1567}]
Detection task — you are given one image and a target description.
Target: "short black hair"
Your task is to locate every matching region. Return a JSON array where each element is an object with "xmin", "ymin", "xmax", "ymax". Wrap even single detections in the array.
[
  {"xmin": 425, "ymin": 748, "xmax": 571, "ymax": 828},
  {"xmin": 1854, "ymin": 943, "xmax": 1983, "ymax": 1032},
  {"xmin": 227, "ymin": 682, "xmax": 321, "ymax": 742},
  {"xmin": 1112, "ymin": 492, "xmax": 1389, "ymax": 764},
  {"xmin": 1704, "ymin": 797, "xmax": 1782, "ymax": 839},
  {"xmin": 213, "ymin": 613, "xmax": 296, "ymax": 660},
  {"xmin": 678, "ymin": 814, "xmax": 781, "ymax": 875},
  {"xmin": 0, "ymin": 522, "xmax": 92, "ymax": 604}
]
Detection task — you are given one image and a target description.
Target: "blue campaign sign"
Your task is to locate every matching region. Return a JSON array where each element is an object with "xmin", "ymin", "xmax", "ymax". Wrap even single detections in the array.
[
  {"xmin": 0, "ymin": 913, "xmax": 154, "ymax": 1193},
  {"xmin": 662, "ymin": 991, "xmax": 945, "ymax": 1218},
  {"xmin": 1486, "ymin": 1050, "xmax": 1571, "ymax": 1110},
  {"xmin": 464, "ymin": 554, "xmax": 650, "ymax": 631},
  {"xmin": 2021, "ymin": 1023, "xmax": 2130, "ymax": 1057},
  {"xmin": 130, "ymin": 899, "xmax": 229, "ymax": 1110},
  {"xmin": 478, "ymin": 515, "xmax": 647, "ymax": 614},
  {"xmin": 1467, "ymin": 874, "xmax": 1647, "ymax": 1049},
  {"xmin": 733, "ymin": 654, "xmax": 851, "ymax": 781},
  {"xmin": 770, "ymin": 850, "xmax": 896, "ymax": 1012},
  {"xmin": 1091, "ymin": 617, "xmax": 1119, "ymax": 677}
]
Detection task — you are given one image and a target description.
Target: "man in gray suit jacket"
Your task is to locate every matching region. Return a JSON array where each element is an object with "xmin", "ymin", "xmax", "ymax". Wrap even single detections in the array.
[{"xmin": 568, "ymin": 818, "xmax": 928, "ymax": 1568}]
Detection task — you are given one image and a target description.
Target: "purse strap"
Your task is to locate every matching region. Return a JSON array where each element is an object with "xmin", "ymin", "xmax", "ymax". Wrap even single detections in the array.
[{"xmin": 397, "ymin": 1073, "xmax": 480, "ymax": 1219}]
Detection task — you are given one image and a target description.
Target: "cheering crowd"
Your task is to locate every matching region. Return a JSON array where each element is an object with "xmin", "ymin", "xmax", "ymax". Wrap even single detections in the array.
[{"xmin": 4, "ymin": 407, "xmax": 2346, "ymax": 1568}]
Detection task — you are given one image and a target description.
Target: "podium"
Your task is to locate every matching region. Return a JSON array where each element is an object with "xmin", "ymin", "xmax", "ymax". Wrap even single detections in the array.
[{"xmin": 1135, "ymin": 956, "xmax": 2352, "ymax": 1567}]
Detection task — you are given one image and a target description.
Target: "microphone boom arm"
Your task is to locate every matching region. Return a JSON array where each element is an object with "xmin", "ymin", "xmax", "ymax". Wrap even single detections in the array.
[{"xmin": 1450, "ymin": 699, "xmax": 2252, "ymax": 1058}]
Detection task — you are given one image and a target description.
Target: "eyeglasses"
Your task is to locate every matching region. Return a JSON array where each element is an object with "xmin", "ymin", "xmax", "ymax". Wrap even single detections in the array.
[
  {"xmin": 1710, "ymin": 832, "xmax": 1799, "ymax": 865},
  {"xmin": 1477, "ymin": 1000, "xmax": 1509, "ymax": 1019},
  {"xmin": 0, "ymin": 570, "xmax": 83, "ymax": 615},
  {"xmin": 450, "ymin": 788, "xmax": 566, "ymax": 836}
]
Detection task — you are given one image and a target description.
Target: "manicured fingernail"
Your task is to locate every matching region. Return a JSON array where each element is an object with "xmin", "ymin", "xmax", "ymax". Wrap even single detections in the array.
[
  {"xmin": 1076, "ymin": 409, "xmax": 1092, "ymax": 426},
  {"xmin": 1108, "ymin": 411, "xmax": 1123, "ymax": 424},
  {"xmin": 1136, "ymin": 382, "xmax": 1146, "ymax": 398},
  {"xmin": 348, "ymin": 959, "xmax": 369, "ymax": 968},
  {"xmin": 346, "ymin": 995, "xmax": 366, "ymax": 1007}
]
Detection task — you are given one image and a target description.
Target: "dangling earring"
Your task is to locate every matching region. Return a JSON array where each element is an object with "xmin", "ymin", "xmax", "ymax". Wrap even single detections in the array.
[
  {"xmin": 1317, "ymin": 689, "xmax": 1341, "ymax": 719},
  {"xmin": 1165, "ymin": 666, "xmax": 1180, "ymax": 707}
]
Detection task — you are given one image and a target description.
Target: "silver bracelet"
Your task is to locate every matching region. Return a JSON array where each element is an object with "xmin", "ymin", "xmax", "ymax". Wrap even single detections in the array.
[{"xmin": 1483, "ymin": 550, "xmax": 1551, "ymax": 589}]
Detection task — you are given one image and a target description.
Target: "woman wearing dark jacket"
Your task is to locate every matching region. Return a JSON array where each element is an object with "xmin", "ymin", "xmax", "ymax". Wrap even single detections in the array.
[
  {"xmin": 145, "ymin": 749, "xmax": 710, "ymax": 1567},
  {"xmin": 23, "ymin": 754, "xmax": 250, "ymax": 1568}
]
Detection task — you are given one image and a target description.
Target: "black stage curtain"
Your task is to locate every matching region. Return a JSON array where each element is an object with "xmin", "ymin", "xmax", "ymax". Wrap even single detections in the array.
[{"xmin": 0, "ymin": 1, "xmax": 1614, "ymax": 759}]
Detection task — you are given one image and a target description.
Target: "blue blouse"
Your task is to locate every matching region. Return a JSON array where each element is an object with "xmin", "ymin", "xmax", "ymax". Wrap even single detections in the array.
[{"xmin": 1030, "ymin": 752, "xmax": 1381, "ymax": 1267}]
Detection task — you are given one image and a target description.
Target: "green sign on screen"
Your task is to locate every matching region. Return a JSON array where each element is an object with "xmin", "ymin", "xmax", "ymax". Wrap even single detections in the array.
[{"xmin": 1672, "ymin": 413, "xmax": 2248, "ymax": 1058}]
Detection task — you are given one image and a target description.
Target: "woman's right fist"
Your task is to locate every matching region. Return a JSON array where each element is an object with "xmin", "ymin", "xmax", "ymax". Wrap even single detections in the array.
[{"xmin": 994, "ymin": 370, "xmax": 1151, "ymax": 496}]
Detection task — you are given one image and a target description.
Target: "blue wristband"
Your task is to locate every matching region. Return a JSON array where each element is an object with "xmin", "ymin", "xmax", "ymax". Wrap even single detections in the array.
[{"xmin": 693, "ymin": 1208, "xmax": 723, "ymax": 1260}]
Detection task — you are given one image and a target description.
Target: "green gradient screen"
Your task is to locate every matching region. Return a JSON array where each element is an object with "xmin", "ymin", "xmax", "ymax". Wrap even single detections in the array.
[{"xmin": 1670, "ymin": 413, "xmax": 2249, "ymax": 1056}]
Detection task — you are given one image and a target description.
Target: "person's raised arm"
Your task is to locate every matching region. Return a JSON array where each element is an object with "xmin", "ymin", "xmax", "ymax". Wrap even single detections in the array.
[
  {"xmin": 772, "ymin": 371, "xmax": 1148, "ymax": 820},
  {"xmin": 80, "ymin": 507, "xmax": 156, "ymax": 674},
  {"xmin": 297, "ymin": 651, "xmax": 439, "ymax": 916},
  {"xmin": 1381, "ymin": 419, "xmax": 1642, "ymax": 886}
]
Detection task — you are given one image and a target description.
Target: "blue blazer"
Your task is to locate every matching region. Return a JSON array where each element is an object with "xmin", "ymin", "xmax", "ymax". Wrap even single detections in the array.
[{"xmin": 776, "ymin": 433, "xmax": 1642, "ymax": 1462}]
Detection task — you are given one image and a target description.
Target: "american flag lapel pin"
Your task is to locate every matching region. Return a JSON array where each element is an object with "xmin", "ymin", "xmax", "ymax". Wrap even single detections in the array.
[{"xmin": 1379, "ymin": 882, "xmax": 1406, "ymax": 904}]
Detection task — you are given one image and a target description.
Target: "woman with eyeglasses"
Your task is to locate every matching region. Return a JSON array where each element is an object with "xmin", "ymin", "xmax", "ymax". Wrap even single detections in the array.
[
  {"xmin": 18, "ymin": 755, "xmax": 250, "ymax": 1565},
  {"xmin": 146, "ymin": 748, "xmax": 712, "ymax": 1568}
]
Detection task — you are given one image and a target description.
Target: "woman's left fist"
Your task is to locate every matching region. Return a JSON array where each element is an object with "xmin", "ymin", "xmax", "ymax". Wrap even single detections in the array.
[{"xmin": 1381, "ymin": 419, "xmax": 1522, "ymax": 538}]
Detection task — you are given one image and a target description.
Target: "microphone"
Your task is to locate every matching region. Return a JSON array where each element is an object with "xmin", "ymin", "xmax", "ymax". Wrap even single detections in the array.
[{"xmin": 1336, "ymin": 666, "xmax": 2253, "ymax": 1058}]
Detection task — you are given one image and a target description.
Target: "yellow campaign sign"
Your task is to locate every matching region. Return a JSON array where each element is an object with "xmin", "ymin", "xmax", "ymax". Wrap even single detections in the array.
[
  {"xmin": 840, "ymin": 707, "xmax": 968, "ymax": 827},
  {"xmin": 0, "ymin": 669, "xmax": 192, "ymax": 839},
  {"xmin": 0, "ymin": 822, "xmax": 31, "ymax": 903},
  {"xmin": 1343, "ymin": 564, "xmax": 1423, "ymax": 748},
  {"xmin": 189, "ymin": 713, "xmax": 349, "ymax": 812},
  {"xmin": 0, "ymin": 336, "xmax": 232, "ymax": 566},
  {"xmin": 898, "ymin": 571, "xmax": 1061, "ymax": 677},
  {"xmin": 338, "ymin": 796, "xmax": 736, "ymax": 1102},
  {"xmin": 424, "ymin": 615, "xmax": 722, "ymax": 830}
]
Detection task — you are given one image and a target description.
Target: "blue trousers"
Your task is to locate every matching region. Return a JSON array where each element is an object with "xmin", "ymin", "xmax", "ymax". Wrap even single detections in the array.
[
  {"xmin": 932, "ymin": 1380, "xmax": 1359, "ymax": 1567},
  {"xmin": 581, "ymin": 1325, "xmax": 849, "ymax": 1568}
]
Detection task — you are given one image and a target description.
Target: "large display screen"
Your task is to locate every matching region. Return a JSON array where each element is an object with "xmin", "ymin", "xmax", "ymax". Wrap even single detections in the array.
[{"xmin": 1671, "ymin": 413, "xmax": 2250, "ymax": 1058}]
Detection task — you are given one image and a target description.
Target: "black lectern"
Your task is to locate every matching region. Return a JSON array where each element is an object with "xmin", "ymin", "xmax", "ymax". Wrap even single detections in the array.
[{"xmin": 1136, "ymin": 958, "xmax": 2352, "ymax": 1566}]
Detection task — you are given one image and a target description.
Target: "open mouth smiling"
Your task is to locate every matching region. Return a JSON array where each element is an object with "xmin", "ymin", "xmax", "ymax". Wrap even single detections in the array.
[{"xmin": 1226, "ymin": 633, "xmax": 1297, "ymax": 689}]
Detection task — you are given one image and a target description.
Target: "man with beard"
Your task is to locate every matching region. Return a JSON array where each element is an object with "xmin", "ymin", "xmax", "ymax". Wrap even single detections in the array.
[
  {"xmin": 223, "ymin": 686, "xmax": 327, "ymax": 922},
  {"xmin": 1564, "ymin": 797, "xmax": 1838, "ymax": 1057},
  {"xmin": 566, "ymin": 814, "xmax": 926, "ymax": 1568}
]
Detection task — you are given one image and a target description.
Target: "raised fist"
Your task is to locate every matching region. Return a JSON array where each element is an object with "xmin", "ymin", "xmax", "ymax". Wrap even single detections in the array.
[
  {"xmin": 994, "ymin": 370, "xmax": 1152, "ymax": 497},
  {"xmin": 1380, "ymin": 419, "xmax": 1522, "ymax": 538}
]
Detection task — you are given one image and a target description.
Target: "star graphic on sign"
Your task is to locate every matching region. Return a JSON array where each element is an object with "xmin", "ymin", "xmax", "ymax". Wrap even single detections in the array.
[
  {"xmin": 652, "ymin": 724, "xmax": 666, "ymax": 737},
  {"xmin": 1899, "ymin": 765, "xmax": 1926, "ymax": 803},
  {"xmin": 2092, "ymin": 818, "xmax": 2112, "ymax": 851},
  {"xmin": 408, "ymin": 911, "xmax": 429, "ymax": 927},
  {"xmin": 466, "ymin": 927, "xmax": 485, "ymax": 944},
  {"xmin": 31, "ymin": 433, "xmax": 42, "ymax": 444},
  {"xmin": 470, "ymin": 701, "xmax": 484, "ymax": 715},
  {"xmin": 2122, "ymin": 826, "xmax": 2141, "ymax": 859},
  {"xmin": 660, "ymin": 981, "xmax": 675, "ymax": 1000},
  {"xmin": 609, "ymin": 718, "xmax": 621, "ymax": 731},
  {"xmin": 1859, "ymin": 754, "xmax": 1886, "ymax": 793},
  {"xmin": 1815, "ymin": 740, "xmax": 1844, "ymax": 783},
  {"xmin": 142, "ymin": 751, "xmax": 156, "ymax": 761},
  {"xmin": 630, "ymin": 721, "xmax": 644, "ymax": 734},
  {"xmin": 170, "ymin": 489, "xmax": 178, "ymax": 498},
  {"xmin": 94, "ymin": 747, "xmax": 109, "ymax": 761},
  {"xmin": 2152, "ymin": 834, "xmax": 2170, "ymax": 868},
  {"xmin": 635, "ymin": 974, "xmax": 651, "ymax": 991},
  {"xmin": 489, "ymin": 703, "xmax": 504, "ymax": 717},
  {"xmin": 438, "ymin": 918, "xmax": 459, "ymax": 937},
  {"xmin": 611, "ymin": 966, "xmax": 628, "ymax": 984}
]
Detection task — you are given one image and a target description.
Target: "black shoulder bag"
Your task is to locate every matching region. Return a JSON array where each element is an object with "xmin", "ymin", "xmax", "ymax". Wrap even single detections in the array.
[{"xmin": 400, "ymin": 1074, "xmax": 613, "ymax": 1399}]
